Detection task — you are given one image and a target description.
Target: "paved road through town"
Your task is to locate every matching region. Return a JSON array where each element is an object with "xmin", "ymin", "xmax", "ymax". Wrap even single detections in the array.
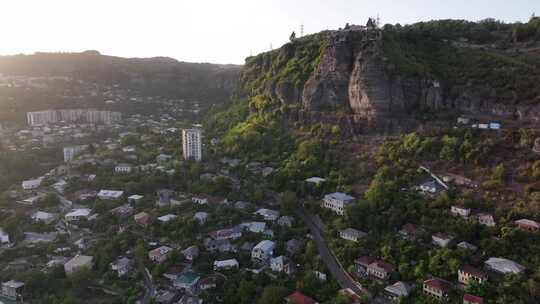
[{"xmin": 296, "ymin": 207, "xmax": 369, "ymax": 297}]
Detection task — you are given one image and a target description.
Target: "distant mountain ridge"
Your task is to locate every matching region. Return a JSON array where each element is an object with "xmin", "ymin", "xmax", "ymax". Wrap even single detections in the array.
[{"xmin": 0, "ymin": 50, "xmax": 241, "ymax": 101}]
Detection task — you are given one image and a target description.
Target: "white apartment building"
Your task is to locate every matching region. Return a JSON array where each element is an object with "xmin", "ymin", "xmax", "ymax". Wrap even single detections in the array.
[
  {"xmin": 63, "ymin": 145, "xmax": 87, "ymax": 162},
  {"xmin": 322, "ymin": 192, "xmax": 355, "ymax": 215},
  {"xmin": 182, "ymin": 128, "xmax": 202, "ymax": 161},
  {"xmin": 27, "ymin": 109, "xmax": 121, "ymax": 126},
  {"xmin": 27, "ymin": 110, "xmax": 58, "ymax": 126}
]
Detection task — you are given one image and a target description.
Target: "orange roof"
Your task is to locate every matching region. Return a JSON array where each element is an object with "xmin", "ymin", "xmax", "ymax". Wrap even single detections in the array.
[{"xmin": 286, "ymin": 291, "xmax": 317, "ymax": 304}]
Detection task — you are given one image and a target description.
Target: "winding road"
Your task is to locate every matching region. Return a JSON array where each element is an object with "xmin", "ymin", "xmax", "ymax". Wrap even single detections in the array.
[{"xmin": 296, "ymin": 207, "xmax": 369, "ymax": 297}]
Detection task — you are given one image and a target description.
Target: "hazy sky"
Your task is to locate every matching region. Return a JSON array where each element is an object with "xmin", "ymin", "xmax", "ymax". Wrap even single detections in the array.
[{"xmin": 0, "ymin": 0, "xmax": 537, "ymax": 64}]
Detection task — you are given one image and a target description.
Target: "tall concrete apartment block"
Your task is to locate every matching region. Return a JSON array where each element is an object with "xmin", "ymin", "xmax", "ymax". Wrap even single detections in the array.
[
  {"xmin": 26, "ymin": 109, "xmax": 121, "ymax": 126},
  {"xmin": 182, "ymin": 128, "xmax": 202, "ymax": 161}
]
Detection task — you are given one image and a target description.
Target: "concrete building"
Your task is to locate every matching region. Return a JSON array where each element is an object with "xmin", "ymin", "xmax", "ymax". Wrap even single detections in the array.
[
  {"xmin": 0, "ymin": 228, "xmax": 10, "ymax": 244},
  {"xmin": 458, "ymin": 265, "xmax": 487, "ymax": 285},
  {"xmin": 321, "ymin": 192, "xmax": 355, "ymax": 215},
  {"xmin": 97, "ymin": 190, "xmax": 124, "ymax": 200},
  {"xmin": 63, "ymin": 145, "xmax": 87, "ymax": 162},
  {"xmin": 252, "ymin": 240, "xmax": 275, "ymax": 262},
  {"xmin": 213, "ymin": 259, "xmax": 239, "ymax": 270},
  {"xmin": 1, "ymin": 280, "xmax": 24, "ymax": 300},
  {"xmin": 484, "ymin": 257, "xmax": 525, "ymax": 275},
  {"xmin": 182, "ymin": 128, "xmax": 202, "ymax": 161},
  {"xmin": 64, "ymin": 255, "xmax": 94, "ymax": 276}
]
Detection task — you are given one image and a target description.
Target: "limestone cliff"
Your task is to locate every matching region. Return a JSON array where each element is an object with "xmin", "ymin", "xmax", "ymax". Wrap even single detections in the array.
[{"xmin": 241, "ymin": 19, "xmax": 540, "ymax": 133}]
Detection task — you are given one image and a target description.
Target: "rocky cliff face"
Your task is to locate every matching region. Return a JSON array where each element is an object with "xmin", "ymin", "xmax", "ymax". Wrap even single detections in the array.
[{"xmin": 242, "ymin": 24, "xmax": 540, "ymax": 133}]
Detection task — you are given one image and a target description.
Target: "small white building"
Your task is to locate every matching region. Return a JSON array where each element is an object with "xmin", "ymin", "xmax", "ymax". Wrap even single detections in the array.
[
  {"xmin": 65, "ymin": 208, "xmax": 92, "ymax": 222},
  {"xmin": 213, "ymin": 259, "xmax": 239, "ymax": 270},
  {"xmin": 64, "ymin": 255, "xmax": 94, "ymax": 276},
  {"xmin": 254, "ymin": 208, "xmax": 280, "ymax": 221},
  {"xmin": 252, "ymin": 240, "xmax": 275, "ymax": 262},
  {"xmin": 322, "ymin": 192, "xmax": 355, "ymax": 215},
  {"xmin": 22, "ymin": 177, "xmax": 42, "ymax": 190},
  {"xmin": 31, "ymin": 211, "xmax": 57, "ymax": 224},
  {"xmin": 270, "ymin": 256, "xmax": 293, "ymax": 274},
  {"xmin": 128, "ymin": 194, "xmax": 144, "ymax": 204},
  {"xmin": 157, "ymin": 214, "xmax": 178, "ymax": 223},
  {"xmin": 114, "ymin": 164, "xmax": 133, "ymax": 174},
  {"xmin": 0, "ymin": 228, "xmax": 10, "ymax": 244},
  {"xmin": 340, "ymin": 228, "xmax": 367, "ymax": 242},
  {"xmin": 451, "ymin": 206, "xmax": 471, "ymax": 218},
  {"xmin": 432, "ymin": 233, "xmax": 454, "ymax": 248},
  {"xmin": 477, "ymin": 213, "xmax": 496, "ymax": 227},
  {"xmin": 97, "ymin": 190, "xmax": 124, "ymax": 200}
]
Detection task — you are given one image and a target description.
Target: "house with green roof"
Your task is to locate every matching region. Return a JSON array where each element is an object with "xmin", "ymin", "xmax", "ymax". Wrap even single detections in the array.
[{"xmin": 174, "ymin": 271, "xmax": 200, "ymax": 294}]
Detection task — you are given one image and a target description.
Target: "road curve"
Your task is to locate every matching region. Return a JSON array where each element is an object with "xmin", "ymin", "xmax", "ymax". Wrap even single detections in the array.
[{"xmin": 296, "ymin": 207, "xmax": 369, "ymax": 297}]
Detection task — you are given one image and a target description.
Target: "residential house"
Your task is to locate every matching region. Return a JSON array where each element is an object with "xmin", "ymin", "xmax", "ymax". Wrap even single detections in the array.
[
  {"xmin": 110, "ymin": 257, "xmax": 133, "ymax": 277},
  {"xmin": 128, "ymin": 194, "xmax": 144, "ymax": 205},
  {"xmin": 340, "ymin": 228, "xmax": 367, "ymax": 242},
  {"xmin": 477, "ymin": 213, "xmax": 495, "ymax": 227},
  {"xmin": 322, "ymin": 192, "xmax": 355, "ymax": 215},
  {"xmin": 484, "ymin": 257, "xmax": 525, "ymax": 275},
  {"xmin": 97, "ymin": 190, "xmax": 124, "ymax": 200},
  {"xmin": 22, "ymin": 177, "xmax": 42, "ymax": 190},
  {"xmin": 134, "ymin": 212, "xmax": 152, "ymax": 227},
  {"xmin": 174, "ymin": 271, "xmax": 200, "ymax": 294},
  {"xmin": 65, "ymin": 208, "xmax": 92, "ymax": 222},
  {"xmin": 252, "ymin": 240, "xmax": 275, "ymax": 262},
  {"xmin": 432, "ymin": 233, "xmax": 454, "ymax": 248},
  {"xmin": 31, "ymin": 211, "xmax": 57, "ymax": 224},
  {"xmin": 384, "ymin": 281, "xmax": 412, "ymax": 302},
  {"xmin": 463, "ymin": 294, "xmax": 484, "ymax": 304},
  {"xmin": 355, "ymin": 256, "xmax": 376, "ymax": 277},
  {"xmin": 271, "ymin": 256, "xmax": 294, "ymax": 275},
  {"xmin": 193, "ymin": 212, "xmax": 208, "ymax": 224},
  {"xmin": 451, "ymin": 205, "xmax": 471, "ymax": 218},
  {"xmin": 286, "ymin": 291, "xmax": 319, "ymax": 304},
  {"xmin": 458, "ymin": 265, "xmax": 487, "ymax": 285},
  {"xmin": 204, "ymin": 238, "xmax": 235, "ymax": 253},
  {"xmin": 114, "ymin": 163, "xmax": 133, "ymax": 174},
  {"xmin": 1, "ymin": 280, "xmax": 24, "ymax": 300},
  {"xmin": 157, "ymin": 214, "xmax": 178, "ymax": 223},
  {"xmin": 213, "ymin": 259, "xmax": 239, "ymax": 270},
  {"xmin": 149, "ymin": 246, "xmax": 173, "ymax": 263},
  {"xmin": 515, "ymin": 219, "xmax": 540, "ymax": 232},
  {"xmin": 198, "ymin": 277, "xmax": 217, "ymax": 290},
  {"xmin": 178, "ymin": 295, "xmax": 202, "ymax": 304},
  {"xmin": 209, "ymin": 227, "xmax": 242, "ymax": 240},
  {"xmin": 254, "ymin": 208, "xmax": 280, "ymax": 221},
  {"xmin": 0, "ymin": 228, "xmax": 10, "ymax": 244},
  {"xmin": 278, "ymin": 215, "xmax": 294, "ymax": 227},
  {"xmin": 110, "ymin": 204, "xmax": 134, "ymax": 217},
  {"xmin": 64, "ymin": 255, "xmax": 94, "ymax": 276},
  {"xmin": 182, "ymin": 246, "xmax": 199, "ymax": 261},
  {"xmin": 192, "ymin": 195, "xmax": 209, "ymax": 205},
  {"xmin": 367, "ymin": 260, "xmax": 395, "ymax": 280},
  {"xmin": 238, "ymin": 221, "xmax": 266, "ymax": 234},
  {"xmin": 423, "ymin": 278, "xmax": 452, "ymax": 301}
]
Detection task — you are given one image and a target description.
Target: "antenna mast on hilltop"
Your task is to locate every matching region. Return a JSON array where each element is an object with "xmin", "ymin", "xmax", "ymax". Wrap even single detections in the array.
[
  {"xmin": 270, "ymin": 43, "xmax": 273, "ymax": 51},
  {"xmin": 300, "ymin": 24, "xmax": 304, "ymax": 37},
  {"xmin": 376, "ymin": 14, "xmax": 381, "ymax": 28}
]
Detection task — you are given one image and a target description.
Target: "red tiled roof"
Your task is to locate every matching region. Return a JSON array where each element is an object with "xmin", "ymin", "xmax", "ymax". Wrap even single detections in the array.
[
  {"xmin": 355, "ymin": 256, "xmax": 376, "ymax": 266},
  {"xmin": 424, "ymin": 278, "xmax": 452, "ymax": 292},
  {"xmin": 460, "ymin": 265, "xmax": 487, "ymax": 279},
  {"xmin": 286, "ymin": 291, "xmax": 317, "ymax": 304},
  {"xmin": 464, "ymin": 294, "xmax": 484, "ymax": 304},
  {"xmin": 369, "ymin": 260, "xmax": 395, "ymax": 273}
]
